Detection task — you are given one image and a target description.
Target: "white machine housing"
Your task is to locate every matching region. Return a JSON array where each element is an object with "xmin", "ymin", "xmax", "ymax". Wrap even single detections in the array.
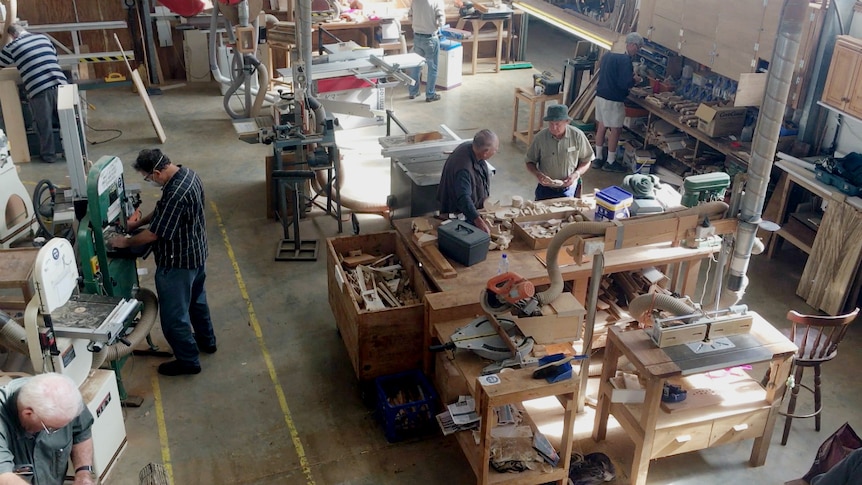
[{"xmin": 24, "ymin": 238, "xmax": 127, "ymax": 480}]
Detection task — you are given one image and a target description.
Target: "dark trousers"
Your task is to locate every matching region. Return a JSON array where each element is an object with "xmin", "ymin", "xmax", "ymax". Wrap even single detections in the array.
[
  {"xmin": 534, "ymin": 180, "xmax": 582, "ymax": 201},
  {"xmin": 29, "ymin": 86, "xmax": 60, "ymax": 158},
  {"xmin": 155, "ymin": 264, "xmax": 216, "ymax": 365}
]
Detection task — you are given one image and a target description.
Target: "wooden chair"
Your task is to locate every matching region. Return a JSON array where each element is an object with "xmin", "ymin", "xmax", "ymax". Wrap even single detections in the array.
[{"xmin": 780, "ymin": 307, "xmax": 859, "ymax": 445}]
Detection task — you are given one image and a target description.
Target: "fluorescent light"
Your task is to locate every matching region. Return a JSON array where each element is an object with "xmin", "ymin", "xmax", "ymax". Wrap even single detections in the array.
[{"xmin": 512, "ymin": 1, "xmax": 615, "ymax": 51}]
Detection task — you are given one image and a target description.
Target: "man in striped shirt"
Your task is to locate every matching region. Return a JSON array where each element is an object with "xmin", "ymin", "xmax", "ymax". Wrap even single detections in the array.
[
  {"xmin": 0, "ymin": 23, "xmax": 67, "ymax": 163},
  {"xmin": 109, "ymin": 149, "xmax": 217, "ymax": 376}
]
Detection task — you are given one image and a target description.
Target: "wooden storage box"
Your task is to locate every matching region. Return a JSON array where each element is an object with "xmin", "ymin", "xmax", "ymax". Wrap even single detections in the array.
[
  {"xmin": 512, "ymin": 209, "xmax": 585, "ymax": 249},
  {"xmin": 326, "ymin": 231, "xmax": 432, "ymax": 381}
]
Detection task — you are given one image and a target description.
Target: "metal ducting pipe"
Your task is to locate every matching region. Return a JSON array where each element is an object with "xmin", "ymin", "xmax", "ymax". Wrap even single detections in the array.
[
  {"xmin": 728, "ymin": 0, "xmax": 808, "ymax": 291},
  {"xmin": 297, "ymin": 0, "xmax": 313, "ymax": 94},
  {"xmin": 628, "ymin": 293, "xmax": 696, "ymax": 325},
  {"xmin": 0, "ymin": 310, "xmax": 27, "ymax": 355},
  {"xmin": 537, "ymin": 201, "xmax": 731, "ymax": 305}
]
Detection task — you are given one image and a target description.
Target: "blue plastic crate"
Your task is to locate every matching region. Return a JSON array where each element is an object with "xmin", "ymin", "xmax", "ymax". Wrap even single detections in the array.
[{"xmin": 375, "ymin": 370, "xmax": 438, "ymax": 442}]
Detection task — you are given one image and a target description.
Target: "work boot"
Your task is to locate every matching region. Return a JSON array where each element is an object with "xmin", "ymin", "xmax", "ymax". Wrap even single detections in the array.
[{"xmin": 158, "ymin": 360, "xmax": 201, "ymax": 376}]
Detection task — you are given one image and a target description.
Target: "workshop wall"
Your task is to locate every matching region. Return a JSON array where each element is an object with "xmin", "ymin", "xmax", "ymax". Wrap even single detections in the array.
[{"xmin": 17, "ymin": 1, "xmax": 186, "ymax": 82}]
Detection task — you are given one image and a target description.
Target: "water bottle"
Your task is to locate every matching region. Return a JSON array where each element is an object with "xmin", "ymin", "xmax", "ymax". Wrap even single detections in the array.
[{"xmin": 497, "ymin": 253, "xmax": 509, "ymax": 274}]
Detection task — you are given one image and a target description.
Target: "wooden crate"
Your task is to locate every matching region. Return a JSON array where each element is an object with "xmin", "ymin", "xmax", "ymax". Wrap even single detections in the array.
[
  {"xmin": 512, "ymin": 209, "xmax": 585, "ymax": 250},
  {"xmin": 326, "ymin": 231, "xmax": 433, "ymax": 381}
]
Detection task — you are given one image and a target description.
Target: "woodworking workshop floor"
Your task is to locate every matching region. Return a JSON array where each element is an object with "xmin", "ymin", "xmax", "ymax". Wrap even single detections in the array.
[{"xmin": 8, "ymin": 27, "xmax": 862, "ymax": 485}]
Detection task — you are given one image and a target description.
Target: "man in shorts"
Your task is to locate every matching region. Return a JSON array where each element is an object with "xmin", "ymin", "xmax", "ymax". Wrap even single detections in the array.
[{"xmin": 593, "ymin": 32, "xmax": 643, "ymax": 172}]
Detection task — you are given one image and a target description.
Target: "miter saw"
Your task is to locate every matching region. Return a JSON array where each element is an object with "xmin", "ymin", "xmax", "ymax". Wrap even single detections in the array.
[
  {"xmin": 431, "ymin": 313, "xmax": 536, "ymax": 375},
  {"xmin": 479, "ymin": 272, "xmax": 541, "ymax": 317}
]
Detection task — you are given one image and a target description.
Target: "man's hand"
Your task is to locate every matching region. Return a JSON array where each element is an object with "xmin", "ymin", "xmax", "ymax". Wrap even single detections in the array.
[
  {"xmin": 473, "ymin": 216, "xmax": 491, "ymax": 234},
  {"xmin": 538, "ymin": 173, "xmax": 565, "ymax": 188},
  {"xmin": 73, "ymin": 471, "xmax": 96, "ymax": 485},
  {"xmin": 108, "ymin": 235, "xmax": 128, "ymax": 249},
  {"xmin": 562, "ymin": 172, "xmax": 579, "ymax": 188}
]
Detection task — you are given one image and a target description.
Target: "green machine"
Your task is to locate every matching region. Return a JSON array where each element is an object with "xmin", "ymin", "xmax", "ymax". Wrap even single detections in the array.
[
  {"xmin": 681, "ymin": 172, "xmax": 731, "ymax": 208},
  {"xmin": 74, "ymin": 156, "xmax": 160, "ymax": 406}
]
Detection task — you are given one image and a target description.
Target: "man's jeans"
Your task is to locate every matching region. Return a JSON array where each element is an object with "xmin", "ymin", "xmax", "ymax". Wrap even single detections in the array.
[
  {"xmin": 155, "ymin": 265, "xmax": 216, "ymax": 365},
  {"xmin": 410, "ymin": 34, "xmax": 440, "ymax": 99}
]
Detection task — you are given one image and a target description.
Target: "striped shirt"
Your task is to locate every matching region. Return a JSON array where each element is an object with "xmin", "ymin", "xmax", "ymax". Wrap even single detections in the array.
[
  {"xmin": 0, "ymin": 32, "xmax": 67, "ymax": 98},
  {"xmin": 149, "ymin": 167, "xmax": 209, "ymax": 269}
]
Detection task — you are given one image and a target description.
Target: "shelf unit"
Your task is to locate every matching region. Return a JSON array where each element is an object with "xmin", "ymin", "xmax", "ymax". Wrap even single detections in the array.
[
  {"xmin": 434, "ymin": 318, "xmax": 578, "ymax": 485},
  {"xmin": 592, "ymin": 315, "xmax": 797, "ymax": 485},
  {"xmin": 638, "ymin": 39, "xmax": 681, "ymax": 80}
]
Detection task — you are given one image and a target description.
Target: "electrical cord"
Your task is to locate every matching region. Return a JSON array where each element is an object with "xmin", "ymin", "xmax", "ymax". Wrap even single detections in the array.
[{"xmin": 84, "ymin": 121, "xmax": 123, "ymax": 144}]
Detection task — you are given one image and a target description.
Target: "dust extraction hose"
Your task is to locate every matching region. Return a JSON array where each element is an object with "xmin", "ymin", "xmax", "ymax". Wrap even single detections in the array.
[
  {"xmin": 91, "ymin": 288, "xmax": 159, "ymax": 369},
  {"xmin": 0, "ymin": 310, "xmax": 28, "ymax": 355},
  {"xmin": 536, "ymin": 201, "xmax": 730, "ymax": 305},
  {"xmin": 628, "ymin": 293, "xmax": 696, "ymax": 325}
]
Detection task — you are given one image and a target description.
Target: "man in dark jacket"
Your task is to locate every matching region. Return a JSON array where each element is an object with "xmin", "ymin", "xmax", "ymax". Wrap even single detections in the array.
[
  {"xmin": 436, "ymin": 130, "xmax": 499, "ymax": 233},
  {"xmin": 593, "ymin": 32, "xmax": 643, "ymax": 172}
]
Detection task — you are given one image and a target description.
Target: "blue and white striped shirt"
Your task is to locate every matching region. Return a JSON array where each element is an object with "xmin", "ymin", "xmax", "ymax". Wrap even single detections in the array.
[
  {"xmin": 149, "ymin": 167, "xmax": 209, "ymax": 269},
  {"xmin": 0, "ymin": 32, "xmax": 66, "ymax": 98}
]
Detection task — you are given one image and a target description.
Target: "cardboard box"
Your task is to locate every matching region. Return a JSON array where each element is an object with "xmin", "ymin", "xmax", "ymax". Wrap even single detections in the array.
[
  {"xmin": 695, "ymin": 104, "xmax": 746, "ymax": 137},
  {"xmin": 513, "ymin": 209, "xmax": 585, "ymax": 249}
]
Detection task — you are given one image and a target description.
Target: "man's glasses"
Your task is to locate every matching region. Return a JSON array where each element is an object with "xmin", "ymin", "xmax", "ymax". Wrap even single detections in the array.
[{"xmin": 39, "ymin": 418, "xmax": 59, "ymax": 435}]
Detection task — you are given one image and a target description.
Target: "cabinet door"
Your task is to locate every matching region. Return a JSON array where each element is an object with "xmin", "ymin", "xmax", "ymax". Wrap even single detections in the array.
[
  {"xmin": 845, "ymin": 60, "xmax": 862, "ymax": 119},
  {"xmin": 822, "ymin": 42, "xmax": 860, "ymax": 111}
]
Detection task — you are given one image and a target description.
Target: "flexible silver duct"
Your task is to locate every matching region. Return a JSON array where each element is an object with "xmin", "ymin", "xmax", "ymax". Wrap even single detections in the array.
[
  {"xmin": 728, "ymin": 0, "xmax": 808, "ymax": 291},
  {"xmin": 628, "ymin": 293, "xmax": 696, "ymax": 325},
  {"xmin": 0, "ymin": 310, "xmax": 27, "ymax": 355},
  {"xmin": 537, "ymin": 201, "xmax": 731, "ymax": 305},
  {"xmin": 297, "ymin": 0, "xmax": 313, "ymax": 95}
]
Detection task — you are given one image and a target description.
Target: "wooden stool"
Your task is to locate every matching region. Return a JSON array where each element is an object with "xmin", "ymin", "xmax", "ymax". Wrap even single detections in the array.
[
  {"xmin": 0, "ymin": 247, "xmax": 38, "ymax": 312},
  {"xmin": 779, "ymin": 307, "xmax": 859, "ymax": 445},
  {"xmin": 512, "ymin": 87, "xmax": 564, "ymax": 147},
  {"xmin": 455, "ymin": 16, "xmax": 509, "ymax": 74}
]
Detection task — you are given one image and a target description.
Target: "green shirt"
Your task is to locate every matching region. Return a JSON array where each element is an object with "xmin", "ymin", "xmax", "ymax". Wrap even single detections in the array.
[
  {"xmin": 525, "ymin": 125, "xmax": 594, "ymax": 180},
  {"xmin": 0, "ymin": 378, "xmax": 94, "ymax": 485}
]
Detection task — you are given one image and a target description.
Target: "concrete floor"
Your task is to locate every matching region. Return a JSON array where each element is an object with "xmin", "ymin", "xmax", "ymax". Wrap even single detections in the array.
[{"xmin": 7, "ymin": 22, "xmax": 862, "ymax": 485}]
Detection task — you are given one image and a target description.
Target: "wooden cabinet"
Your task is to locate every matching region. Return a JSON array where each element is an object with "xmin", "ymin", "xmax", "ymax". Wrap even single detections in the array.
[
  {"xmin": 434, "ymin": 318, "xmax": 578, "ymax": 485},
  {"xmin": 821, "ymin": 36, "xmax": 862, "ymax": 119},
  {"xmin": 592, "ymin": 314, "xmax": 796, "ymax": 485}
]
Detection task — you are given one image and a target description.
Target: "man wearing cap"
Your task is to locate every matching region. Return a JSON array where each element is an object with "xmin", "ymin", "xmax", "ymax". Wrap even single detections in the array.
[
  {"xmin": 593, "ymin": 32, "xmax": 644, "ymax": 172},
  {"xmin": 525, "ymin": 104, "xmax": 595, "ymax": 201}
]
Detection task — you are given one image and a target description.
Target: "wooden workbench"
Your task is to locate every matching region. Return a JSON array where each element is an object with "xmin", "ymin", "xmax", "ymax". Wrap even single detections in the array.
[
  {"xmin": 592, "ymin": 313, "xmax": 797, "ymax": 485},
  {"xmin": 434, "ymin": 316, "xmax": 578, "ymax": 485},
  {"xmin": 393, "ymin": 217, "xmax": 717, "ymax": 303}
]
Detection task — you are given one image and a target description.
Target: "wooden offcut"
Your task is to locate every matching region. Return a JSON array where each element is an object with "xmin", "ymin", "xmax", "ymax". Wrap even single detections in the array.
[
  {"xmin": 797, "ymin": 195, "xmax": 862, "ymax": 315},
  {"xmin": 113, "ymin": 34, "xmax": 166, "ymax": 143}
]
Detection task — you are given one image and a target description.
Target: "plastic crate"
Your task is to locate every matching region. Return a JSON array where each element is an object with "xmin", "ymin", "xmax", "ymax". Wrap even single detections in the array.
[
  {"xmin": 594, "ymin": 186, "xmax": 633, "ymax": 221},
  {"xmin": 375, "ymin": 370, "xmax": 438, "ymax": 442}
]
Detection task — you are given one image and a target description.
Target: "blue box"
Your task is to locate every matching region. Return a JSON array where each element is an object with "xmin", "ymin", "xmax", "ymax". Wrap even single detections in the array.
[
  {"xmin": 376, "ymin": 370, "xmax": 438, "ymax": 442},
  {"xmin": 594, "ymin": 186, "xmax": 633, "ymax": 221}
]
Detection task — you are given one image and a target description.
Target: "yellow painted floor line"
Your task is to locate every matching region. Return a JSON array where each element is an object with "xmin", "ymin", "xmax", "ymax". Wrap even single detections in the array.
[
  {"xmin": 151, "ymin": 374, "xmax": 174, "ymax": 485},
  {"xmin": 211, "ymin": 201, "xmax": 316, "ymax": 485}
]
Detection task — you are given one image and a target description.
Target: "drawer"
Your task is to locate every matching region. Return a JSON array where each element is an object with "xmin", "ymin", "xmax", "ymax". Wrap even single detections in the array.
[
  {"xmin": 651, "ymin": 422, "xmax": 712, "ymax": 459},
  {"xmin": 709, "ymin": 409, "xmax": 769, "ymax": 447}
]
